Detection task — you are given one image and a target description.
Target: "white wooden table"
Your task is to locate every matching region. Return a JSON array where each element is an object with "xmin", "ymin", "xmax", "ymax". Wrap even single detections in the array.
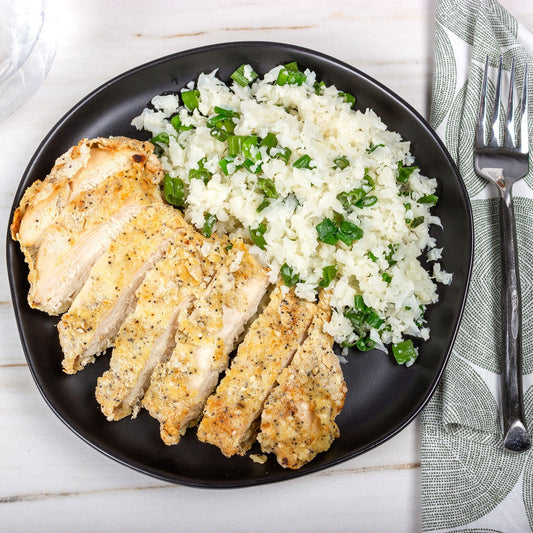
[{"xmin": 2, "ymin": 1, "xmax": 532, "ymax": 531}]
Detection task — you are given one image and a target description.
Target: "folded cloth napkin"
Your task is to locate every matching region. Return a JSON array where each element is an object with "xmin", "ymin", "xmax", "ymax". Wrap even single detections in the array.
[{"xmin": 421, "ymin": 1, "xmax": 533, "ymax": 531}]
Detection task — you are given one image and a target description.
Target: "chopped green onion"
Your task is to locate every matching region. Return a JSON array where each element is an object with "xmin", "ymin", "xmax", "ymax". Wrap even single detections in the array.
[
  {"xmin": 397, "ymin": 161, "xmax": 418, "ymax": 183},
  {"xmin": 353, "ymin": 294, "xmax": 370, "ymax": 313},
  {"xmin": 356, "ymin": 337, "xmax": 375, "ymax": 351},
  {"xmin": 333, "ymin": 156, "xmax": 349, "ymax": 170},
  {"xmin": 293, "ymin": 154, "xmax": 314, "ymax": 169},
  {"xmin": 319, "ymin": 265, "xmax": 338, "ymax": 288},
  {"xmin": 284, "ymin": 61, "xmax": 299, "ymax": 72},
  {"xmin": 210, "ymin": 128, "xmax": 228, "ymax": 141},
  {"xmin": 189, "ymin": 168, "xmax": 212, "ymax": 184},
  {"xmin": 181, "ymin": 89, "xmax": 200, "ymax": 110},
  {"xmin": 260, "ymin": 133, "xmax": 278, "ymax": 151},
  {"xmin": 363, "ymin": 173, "xmax": 375, "ymax": 190},
  {"xmin": 316, "ymin": 218, "xmax": 338, "ymax": 245},
  {"xmin": 280, "ymin": 263, "xmax": 300, "ymax": 287},
  {"xmin": 367, "ymin": 250, "xmax": 379, "ymax": 263},
  {"xmin": 249, "ymin": 223, "xmax": 267, "ymax": 249},
  {"xmin": 219, "ymin": 156, "xmax": 233, "ymax": 176},
  {"xmin": 382, "ymin": 272, "xmax": 392, "ymax": 284},
  {"xmin": 271, "ymin": 146, "xmax": 292, "ymax": 164},
  {"xmin": 339, "ymin": 91, "xmax": 356, "ymax": 107},
  {"xmin": 242, "ymin": 135, "xmax": 261, "ymax": 161},
  {"xmin": 257, "ymin": 177, "xmax": 278, "ymax": 198},
  {"xmin": 213, "ymin": 106, "xmax": 239, "ymax": 118},
  {"xmin": 188, "ymin": 158, "xmax": 211, "ymax": 184},
  {"xmin": 356, "ymin": 195, "xmax": 377, "ymax": 208},
  {"xmin": 163, "ymin": 174, "xmax": 185, "ymax": 207},
  {"xmin": 344, "ymin": 308, "xmax": 365, "ymax": 328},
  {"xmin": 411, "ymin": 216, "xmax": 425, "ymax": 228},
  {"xmin": 150, "ymin": 132, "xmax": 170, "ymax": 145},
  {"xmin": 230, "ymin": 64, "xmax": 258, "ymax": 86},
  {"xmin": 170, "ymin": 115, "xmax": 194, "ymax": 133},
  {"xmin": 365, "ymin": 311, "xmax": 385, "ymax": 329},
  {"xmin": 203, "ymin": 213, "xmax": 217, "ymax": 238},
  {"xmin": 386, "ymin": 244, "xmax": 398, "ymax": 266},
  {"xmin": 418, "ymin": 194, "xmax": 438, "ymax": 204},
  {"xmin": 276, "ymin": 63, "xmax": 307, "ymax": 86},
  {"xmin": 243, "ymin": 159, "xmax": 262, "ymax": 174},
  {"xmin": 256, "ymin": 198, "xmax": 271, "ymax": 212},
  {"xmin": 392, "ymin": 339, "xmax": 417, "ymax": 365},
  {"xmin": 314, "ymin": 80, "xmax": 326, "ymax": 95},
  {"xmin": 225, "ymin": 242, "xmax": 234, "ymax": 251},
  {"xmin": 337, "ymin": 188, "xmax": 366, "ymax": 210},
  {"xmin": 366, "ymin": 143, "xmax": 385, "ymax": 154},
  {"xmin": 228, "ymin": 135, "xmax": 244, "ymax": 156},
  {"xmin": 337, "ymin": 220, "xmax": 363, "ymax": 246},
  {"xmin": 206, "ymin": 115, "xmax": 236, "ymax": 133}
]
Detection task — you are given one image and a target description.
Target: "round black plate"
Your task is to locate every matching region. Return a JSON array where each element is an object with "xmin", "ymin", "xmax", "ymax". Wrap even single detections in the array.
[{"xmin": 6, "ymin": 42, "xmax": 473, "ymax": 488}]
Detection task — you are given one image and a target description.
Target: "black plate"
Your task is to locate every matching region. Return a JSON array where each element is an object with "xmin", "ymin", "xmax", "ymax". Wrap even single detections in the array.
[{"xmin": 6, "ymin": 42, "xmax": 473, "ymax": 488}]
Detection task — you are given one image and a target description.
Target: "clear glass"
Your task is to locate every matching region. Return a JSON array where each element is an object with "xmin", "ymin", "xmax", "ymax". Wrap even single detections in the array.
[{"xmin": 0, "ymin": 0, "xmax": 56, "ymax": 122}]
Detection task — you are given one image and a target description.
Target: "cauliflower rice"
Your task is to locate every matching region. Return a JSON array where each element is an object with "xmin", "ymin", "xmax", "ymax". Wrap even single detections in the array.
[{"xmin": 132, "ymin": 63, "xmax": 451, "ymax": 363}]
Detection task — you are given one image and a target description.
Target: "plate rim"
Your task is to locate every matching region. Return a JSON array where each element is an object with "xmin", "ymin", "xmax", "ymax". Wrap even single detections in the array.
[{"xmin": 6, "ymin": 40, "xmax": 474, "ymax": 488}]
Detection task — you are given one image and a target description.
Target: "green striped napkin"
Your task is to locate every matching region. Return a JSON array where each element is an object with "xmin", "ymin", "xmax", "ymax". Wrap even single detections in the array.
[{"xmin": 421, "ymin": 0, "xmax": 533, "ymax": 531}]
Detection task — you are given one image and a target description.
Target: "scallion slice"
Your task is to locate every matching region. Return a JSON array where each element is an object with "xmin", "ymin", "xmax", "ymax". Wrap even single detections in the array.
[
  {"xmin": 339, "ymin": 91, "xmax": 356, "ymax": 107},
  {"xmin": 163, "ymin": 174, "xmax": 185, "ymax": 207},
  {"xmin": 280, "ymin": 263, "xmax": 300, "ymax": 287},
  {"xmin": 356, "ymin": 337, "xmax": 375, "ymax": 352},
  {"xmin": 333, "ymin": 156, "xmax": 349, "ymax": 170},
  {"xmin": 202, "ymin": 213, "xmax": 217, "ymax": 238},
  {"xmin": 249, "ymin": 223, "xmax": 267, "ymax": 249},
  {"xmin": 366, "ymin": 142, "xmax": 384, "ymax": 153},
  {"xmin": 170, "ymin": 115, "xmax": 194, "ymax": 133},
  {"xmin": 181, "ymin": 89, "xmax": 200, "ymax": 110},
  {"xmin": 271, "ymin": 146, "xmax": 292, "ymax": 164},
  {"xmin": 418, "ymin": 194, "xmax": 438, "ymax": 204},
  {"xmin": 392, "ymin": 339, "xmax": 417, "ymax": 365},
  {"xmin": 230, "ymin": 64, "xmax": 258, "ymax": 87},
  {"xmin": 410, "ymin": 216, "xmax": 425, "ymax": 228},
  {"xmin": 316, "ymin": 218, "xmax": 338, "ymax": 245},
  {"xmin": 397, "ymin": 161, "xmax": 418, "ymax": 183},
  {"xmin": 337, "ymin": 220, "xmax": 363, "ymax": 246},
  {"xmin": 293, "ymin": 154, "xmax": 314, "ymax": 169},
  {"xmin": 318, "ymin": 265, "xmax": 338, "ymax": 288},
  {"xmin": 256, "ymin": 177, "xmax": 278, "ymax": 198},
  {"xmin": 150, "ymin": 132, "xmax": 170, "ymax": 145},
  {"xmin": 365, "ymin": 311, "xmax": 385, "ymax": 329},
  {"xmin": 260, "ymin": 133, "xmax": 278, "ymax": 151}
]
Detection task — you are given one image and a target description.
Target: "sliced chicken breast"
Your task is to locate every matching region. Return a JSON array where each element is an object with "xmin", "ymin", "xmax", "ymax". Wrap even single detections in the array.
[
  {"xmin": 257, "ymin": 298, "xmax": 347, "ymax": 469},
  {"xmin": 95, "ymin": 229, "xmax": 228, "ymax": 421},
  {"xmin": 196, "ymin": 284, "xmax": 317, "ymax": 457},
  {"xmin": 142, "ymin": 240, "xmax": 270, "ymax": 446},
  {"xmin": 28, "ymin": 174, "xmax": 161, "ymax": 315},
  {"xmin": 11, "ymin": 136, "xmax": 161, "ymax": 257},
  {"xmin": 58, "ymin": 204, "xmax": 187, "ymax": 374}
]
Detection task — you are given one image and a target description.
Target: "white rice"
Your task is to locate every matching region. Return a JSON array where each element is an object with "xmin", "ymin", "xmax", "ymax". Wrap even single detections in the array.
[{"xmin": 132, "ymin": 64, "xmax": 451, "ymax": 358}]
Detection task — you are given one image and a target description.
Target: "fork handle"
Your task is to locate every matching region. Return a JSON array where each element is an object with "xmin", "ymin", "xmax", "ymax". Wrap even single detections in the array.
[{"xmin": 499, "ymin": 185, "xmax": 531, "ymax": 453}]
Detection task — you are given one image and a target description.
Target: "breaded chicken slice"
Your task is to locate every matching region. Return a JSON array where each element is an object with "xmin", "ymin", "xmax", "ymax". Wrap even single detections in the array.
[
  {"xmin": 10, "ymin": 136, "xmax": 163, "ymax": 315},
  {"xmin": 11, "ymin": 136, "xmax": 161, "ymax": 259},
  {"xmin": 257, "ymin": 298, "xmax": 347, "ymax": 469},
  {"xmin": 58, "ymin": 204, "xmax": 187, "ymax": 374},
  {"xmin": 197, "ymin": 284, "xmax": 317, "ymax": 457},
  {"xmin": 95, "ymin": 229, "xmax": 227, "ymax": 421},
  {"xmin": 142, "ymin": 240, "xmax": 270, "ymax": 446}
]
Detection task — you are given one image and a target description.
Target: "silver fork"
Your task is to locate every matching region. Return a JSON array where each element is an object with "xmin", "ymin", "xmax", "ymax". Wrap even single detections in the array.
[{"xmin": 475, "ymin": 56, "xmax": 531, "ymax": 453}]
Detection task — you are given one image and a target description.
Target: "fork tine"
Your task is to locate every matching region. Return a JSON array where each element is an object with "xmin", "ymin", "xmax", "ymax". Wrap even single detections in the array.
[
  {"xmin": 489, "ymin": 57, "xmax": 504, "ymax": 148},
  {"xmin": 476, "ymin": 56, "xmax": 490, "ymax": 148},
  {"xmin": 504, "ymin": 58, "xmax": 517, "ymax": 150},
  {"xmin": 519, "ymin": 62, "xmax": 529, "ymax": 154}
]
